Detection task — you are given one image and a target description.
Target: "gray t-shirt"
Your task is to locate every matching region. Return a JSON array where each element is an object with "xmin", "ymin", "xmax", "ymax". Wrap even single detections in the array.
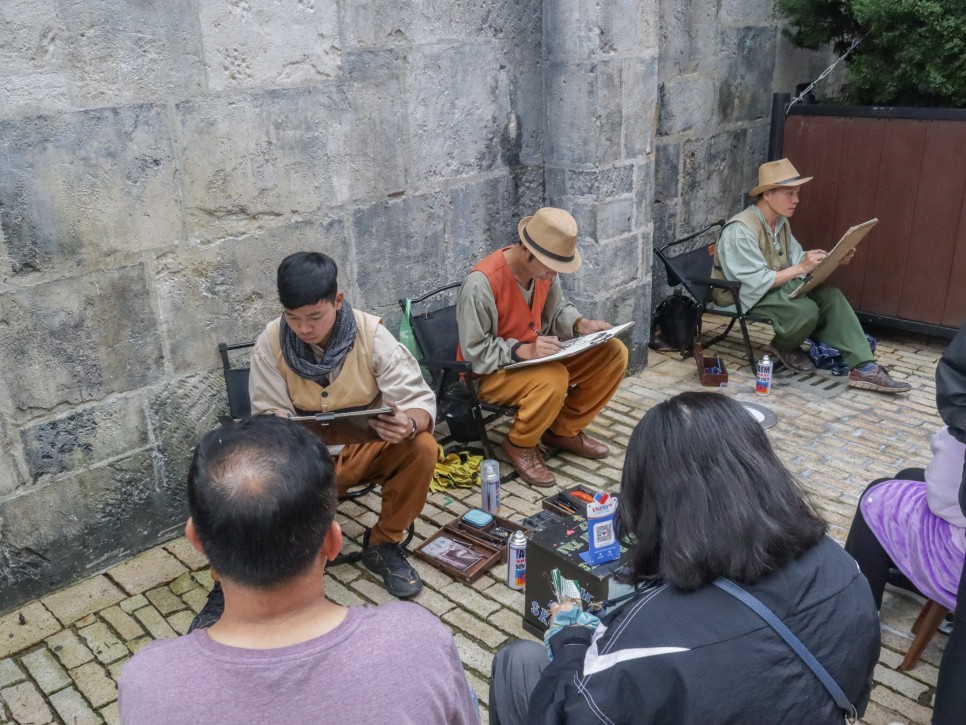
[{"xmin": 118, "ymin": 601, "xmax": 478, "ymax": 724}]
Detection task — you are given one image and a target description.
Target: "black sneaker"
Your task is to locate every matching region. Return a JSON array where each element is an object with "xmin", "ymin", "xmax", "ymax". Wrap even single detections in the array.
[
  {"xmin": 187, "ymin": 581, "xmax": 225, "ymax": 632},
  {"xmin": 361, "ymin": 543, "xmax": 423, "ymax": 599}
]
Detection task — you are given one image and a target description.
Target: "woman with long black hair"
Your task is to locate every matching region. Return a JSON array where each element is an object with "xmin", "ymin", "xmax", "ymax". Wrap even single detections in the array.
[{"xmin": 490, "ymin": 392, "xmax": 880, "ymax": 724}]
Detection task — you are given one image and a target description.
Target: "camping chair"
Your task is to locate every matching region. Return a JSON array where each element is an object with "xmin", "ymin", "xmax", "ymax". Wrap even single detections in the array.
[
  {"xmin": 654, "ymin": 221, "xmax": 772, "ymax": 369},
  {"xmin": 399, "ymin": 283, "xmax": 516, "ymax": 462},
  {"xmin": 217, "ymin": 339, "xmax": 414, "ymax": 562}
]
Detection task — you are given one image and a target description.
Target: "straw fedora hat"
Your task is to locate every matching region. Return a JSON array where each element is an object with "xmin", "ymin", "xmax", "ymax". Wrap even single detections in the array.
[
  {"xmin": 749, "ymin": 158, "xmax": 813, "ymax": 197},
  {"xmin": 517, "ymin": 207, "xmax": 583, "ymax": 274}
]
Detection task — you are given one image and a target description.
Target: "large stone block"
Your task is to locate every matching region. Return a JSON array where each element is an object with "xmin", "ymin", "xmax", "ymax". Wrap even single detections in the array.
[
  {"xmin": 0, "ymin": 264, "xmax": 164, "ymax": 419},
  {"xmin": 720, "ymin": 0, "xmax": 776, "ymax": 26},
  {"xmin": 657, "ymin": 77, "xmax": 714, "ymax": 136},
  {"xmin": 0, "ymin": 451, "xmax": 176, "ymax": 612},
  {"xmin": 596, "ymin": 61, "xmax": 623, "ymax": 165},
  {"xmin": 679, "ymin": 128, "xmax": 752, "ymax": 234},
  {"xmin": 406, "ymin": 44, "xmax": 511, "ymax": 189},
  {"xmin": 351, "ymin": 192, "xmax": 448, "ymax": 319},
  {"xmin": 634, "ymin": 160, "xmax": 656, "ymax": 231},
  {"xmin": 155, "ymin": 218, "xmax": 349, "ymax": 373},
  {"xmin": 658, "ymin": 0, "xmax": 717, "ymax": 78},
  {"xmin": 597, "ymin": 198, "xmax": 635, "ymax": 240},
  {"xmin": 622, "ymin": 56, "xmax": 658, "ymax": 159},
  {"xmin": 717, "ymin": 26, "xmax": 777, "ymax": 124},
  {"xmin": 0, "ymin": 105, "xmax": 182, "ymax": 277},
  {"xmin": 511, "ymin": 164, "xmax": 546, "ymax": 225},
  {"xmin": 199, "ymin": 0, "xmax": 342, "ymax": 91},
  {"xmin": 176, "ymin": 80, "xmax": 405, "ymax": 242},
  {"xmin": 509, "ymin": 62, "xmax": 545, "ymax": 167},
  {"xmin": 20, "ymin": 396, "xmax": 149, "ymax": 483},
  {"xmin": 149, "ymin": 370, "xmax": 224, "ymax": 509},
  {"xmin": 599, "ymin": 0, "xmax": 658, "ymax": 55},
  {"xmin": 0, "ymin": 413, "xmax": 26, "ymax": 496},
  {"xmin": 449, "ymin": 175, "xmax": 516, "ymax": 279},
  {"xmin": 543, "ymin": 0, "xmax": 599, "ymax": 61},
  {"xmin": 545, "ymin": 63, "xmax": 597, "ymax": 166},
  {"xmin": 57, "ymin": 0, "xmax": 204, "ymax": 106},
  {"xmin": 654, "ymin": 142, "xmax": 680, "ymax": 203},
  {"xmin": 0, "ymin": 2, "xmax": 70, "ymax": 118}
]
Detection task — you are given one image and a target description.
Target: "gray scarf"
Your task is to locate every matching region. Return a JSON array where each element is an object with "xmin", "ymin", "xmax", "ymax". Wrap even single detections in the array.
[{"xmin": 279, "ymin": 302, "xmax": 357, "ymax": 387}]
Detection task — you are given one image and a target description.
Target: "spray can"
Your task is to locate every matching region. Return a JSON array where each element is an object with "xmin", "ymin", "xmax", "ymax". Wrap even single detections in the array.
[
  {"xmin": 756, "ymin": 354, "xmax": 773, "ymax": 396},
  {"xmin": 507, "ymin": 530, "xmax": 527, "ymax": 590},
  {"xmin": 480, "ymin": 459, "xmax": 501, "ymax": 515}
]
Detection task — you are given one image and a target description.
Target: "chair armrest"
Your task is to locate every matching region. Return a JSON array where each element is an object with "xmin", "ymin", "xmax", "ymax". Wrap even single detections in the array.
[
  {"xmin": 690, "ymin": 276, "xmax": 741, "ymax": 290},
  {"xmin": 420, "ymin": 358, "xmax": 474, "ymax": 373}
]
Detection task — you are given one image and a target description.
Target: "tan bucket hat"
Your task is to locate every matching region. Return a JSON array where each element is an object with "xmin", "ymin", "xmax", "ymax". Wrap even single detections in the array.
[
  {"xmin": 517, "ymin": 207, "xmax": 583, "ymax": 273},
  {"xmin": 749, "ymin": 158, "xmax": 813, "ymax": 197}
]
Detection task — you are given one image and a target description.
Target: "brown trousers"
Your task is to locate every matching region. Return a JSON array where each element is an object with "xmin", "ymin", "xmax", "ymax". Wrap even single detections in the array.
[
  {"xmin": 335, "ymin": 431, "xmax": 436, "ymax": 546},
  {"xmin": 477, "ymin": 338, "xmax": 628, "ymax": 448}
]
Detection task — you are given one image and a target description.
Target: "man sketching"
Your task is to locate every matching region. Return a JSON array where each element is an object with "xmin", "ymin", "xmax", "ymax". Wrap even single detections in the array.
[
  {"xmin": 119, "ymin": 417, "xmax": 477, "ymax": 724},
  {"xmin": 711, "ymin": 158, "xmax": 911, "ymax": 393},
  {"xmin": 456, "ymin": 207, "xmax": 629, "ymax": 487},
  {"xmin": 191, "ymin": 252, "xmax": 436, "ymax": 626}
]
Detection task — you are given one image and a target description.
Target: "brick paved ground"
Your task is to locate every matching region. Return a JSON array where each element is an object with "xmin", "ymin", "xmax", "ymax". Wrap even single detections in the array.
[{"xmin": 0, "ymin": 317, "xmax": 951, "ymax": 724}]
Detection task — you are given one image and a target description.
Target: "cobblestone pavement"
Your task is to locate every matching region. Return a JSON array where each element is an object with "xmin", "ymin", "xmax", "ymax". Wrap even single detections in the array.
[{"xmin": 0, "ymin": 318, "xmax": 951, "ymax": 724}]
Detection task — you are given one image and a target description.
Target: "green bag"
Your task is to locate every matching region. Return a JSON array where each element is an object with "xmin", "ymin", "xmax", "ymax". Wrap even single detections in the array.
[{"xmin": 398, "ymin": 298, "xmax": 428, "ymax": 379}]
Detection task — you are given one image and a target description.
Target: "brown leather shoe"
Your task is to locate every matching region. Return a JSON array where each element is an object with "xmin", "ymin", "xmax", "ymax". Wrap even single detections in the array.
[
  {"xmin": 541, "ymin": 430, "xmax": 610, "ymax": 460},
  {"xmin": 848, "ymin": 364, "xmax": 911, "ymax": 393},
  {"xmin": 768, "ymin": 343, "xmax": 814, "ymax": 373},
  {"xmin": 501, "ymin": 438, "xmax": 556, "ymax": 487}
]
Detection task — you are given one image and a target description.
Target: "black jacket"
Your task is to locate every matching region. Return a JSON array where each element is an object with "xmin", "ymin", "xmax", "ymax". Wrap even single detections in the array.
[
  {"xmin": 528, "ymin": 537, "xmax": 880, "ymax": 724},
  {"xmin": 936, "ymin": 321, "xmax": 966, "ymax": 516}
]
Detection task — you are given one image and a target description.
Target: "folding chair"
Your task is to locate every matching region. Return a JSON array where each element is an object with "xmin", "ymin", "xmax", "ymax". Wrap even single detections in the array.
[
  {"xmin": 654, "ymin": 221, "xmax": 772, "ymax": 369},
  {"xmin": 399, "ymin": 283, "xmax": 516, "ymax": 461},
  {"xmin": 217, "ymin": 339, "xmax": 414, "ymax": 563}
]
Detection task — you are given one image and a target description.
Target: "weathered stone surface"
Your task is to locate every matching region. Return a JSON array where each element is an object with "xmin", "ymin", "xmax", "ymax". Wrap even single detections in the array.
[
  {"xmin": 543, "ymin": 0, "xmax": 599, "ymax": 61},
  {"xmin": 597, "ymin": 198, "xmax": 635, "ymax": 240},
  {"xmin": 107, "ymin": 549, "xmax": 187, "ymax": 597},
  {"xmin": 20, "ymin": 647, "xmax": 70, "ymax": 694},
  {"xmin": 0, "ymin": 603, "xmax": 61, "ymax": 659},
  {"xmin": 509, "ymin": 62, "xmax": 544, "ymax": 167},
  {"xmin": 720, "ymin": 0, "xmax": 776, "ymax": 26},
  {"xmin": 0, "ymin": 106, "xmax": 182, "ymax": 277},
  {"xmin": 57, "ymin": 0, "xmax": 204, "ymax": 106},
  {"xmin": 449, "ymin": 175, "xmax": 516, "ymax": 277},
  {"xmin": 623, "ymin": 56, "xmax": 659, "ymax": 159},
  {"xmin": 175, "ymin": 80, "xmax": 406, "ymax": 242},
  {"xmin": 0, "ymin": 452, "xmax": 170, "ymax": 611},
  {"xmin": 634, "ymin": 161, "xmax": 656, "ymax": 231},
  {"xmin": 20, "ymin": 397, "xmax": 149, "ymax": 481},
  {"xmin": 406, "ymin": 44, "xmax": 512, "ymax": 189},
  {"xmin": 658, "ymin": 77, "xmax": 714, "ymax": 136},
  {"xmin": 149, "ymin": 370, "xmax": 224, "ymax": 507},
  {"xmin": 155, "ymin": 219, "xmax": 349, "ymax": 373},
  {"xmin": 0, "ymin": 265, "xmax": 164, "ymax": 418},
  {"xmin": 199, "ymin": 0, "xmax": 342, "ymax": 91},
  {"xmin": 679, "ymin": 128, "xmax": 754, "ymax": 234},
  {"xmin": 351, "ymin": 192, "xmax": 448, "ymax": 319},
  {"xmin": 717, "ymin": 26, "xmax": 777, "ymax": 124},
  {"xmin": 545, "ymin": 63, "xmax": 597, "ymax": 166},
  {"xmin": 600, "ymin": 0, "xmax": 657, "ymax": 55},
  {"xmin": 654, "ymin": 142, "xmax": 680, "ymax": 203},
  {"xmin": 0, "ymin": 415, "xmax": 26, "ymax": 496},
  {"xmin": 0, "ymin": 680, "xmax": 53, "ymax": 724},
  {"xmin": 658, "ymin": 0, "xmax": 717, "ymax": 77},
  {"xmin": 0, "ymin": 2, "xmax": 70, "ymax": 118}
]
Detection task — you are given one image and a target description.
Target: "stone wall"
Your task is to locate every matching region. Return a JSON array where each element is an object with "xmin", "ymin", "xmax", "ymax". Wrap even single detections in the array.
[
  {"xmin": 0, "ymin": 0, "xmax": 823, "ymax": 611},
  {"xmin": 650, "ymin": 0, "xmax": 837, "ymax": 302}
]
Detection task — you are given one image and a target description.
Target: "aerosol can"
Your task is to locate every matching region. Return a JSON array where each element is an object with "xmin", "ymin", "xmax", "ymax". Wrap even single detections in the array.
[
  {"xmin": 756, "ymin": 354, "xmax": 774, "ymax": 396},
  {"xmin": 480, "ymin": 459, "xmax": 501, "ymax": 515},
  {"xmin": 507, "ymin": 530, "xmax": 527, "ymax": 590}
]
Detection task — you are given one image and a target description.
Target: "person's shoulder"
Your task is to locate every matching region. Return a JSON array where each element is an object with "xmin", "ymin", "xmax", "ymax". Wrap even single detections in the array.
[
  {"xmin": 363, "ymin": 600, "xmax": 448, "ymax": 632},
  {"xmin": 119, "ymin": 633, "xmax": 199, "ymax": 686}
]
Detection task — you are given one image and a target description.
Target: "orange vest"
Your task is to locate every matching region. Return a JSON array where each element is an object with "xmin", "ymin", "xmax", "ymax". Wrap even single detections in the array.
[{"xmin": 456, "ymin": 247, "xmax": 551, "ymax": 362}]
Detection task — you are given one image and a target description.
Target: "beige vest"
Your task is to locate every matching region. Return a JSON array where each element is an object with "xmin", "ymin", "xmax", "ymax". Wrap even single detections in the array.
[
  {"xmin": 267, "ymin": 309, "xmax": 382, "ymax": 413},
  {"xmin": 711, "ymin": 206, "xmax": 792, "ymax": 307}
]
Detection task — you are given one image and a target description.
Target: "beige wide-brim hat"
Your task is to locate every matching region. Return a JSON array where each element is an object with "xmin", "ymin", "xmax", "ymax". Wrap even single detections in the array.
[
  {"xmin": 517, "ymin": 207, "xmax": 583, "ymax": 274},
  {"xmin": 749, "ymin": 158, "xmax": 813, "ymax": 197}
]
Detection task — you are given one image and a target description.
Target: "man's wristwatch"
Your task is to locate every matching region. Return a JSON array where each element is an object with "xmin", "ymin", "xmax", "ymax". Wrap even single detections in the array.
[{"xmin": 407, "ymin": 416, "xmax": 418, "ymax": 440}]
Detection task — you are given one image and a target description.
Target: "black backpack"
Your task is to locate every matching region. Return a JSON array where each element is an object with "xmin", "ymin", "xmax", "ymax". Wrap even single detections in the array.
[{"xmin": 649, "ymin": 292, "xmax": 701, "ymax": 352}]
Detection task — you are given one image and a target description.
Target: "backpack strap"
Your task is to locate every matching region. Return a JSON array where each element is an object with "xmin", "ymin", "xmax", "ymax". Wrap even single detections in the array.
[{"xmin": 713, "ymin": 578, "xmax": 858, "ymax": 722}]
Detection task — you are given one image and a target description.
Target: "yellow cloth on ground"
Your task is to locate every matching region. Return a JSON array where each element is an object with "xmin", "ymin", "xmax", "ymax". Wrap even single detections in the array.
[{"xmin": 431, "ymin": 446, "xmax": 483, "ymax": 493}]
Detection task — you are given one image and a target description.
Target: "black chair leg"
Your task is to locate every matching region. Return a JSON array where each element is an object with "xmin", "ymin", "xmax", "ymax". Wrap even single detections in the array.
[
  {"xmin": 471, "ymin": 405, "xmax": 498, "ymax": 460},
  {"xmin": 737, "ymin": 316, "xmax": 756, "ymax": 369},
  {"xmin": 705, "ymin": 318, "xmax": 737, "ymax": 349}
]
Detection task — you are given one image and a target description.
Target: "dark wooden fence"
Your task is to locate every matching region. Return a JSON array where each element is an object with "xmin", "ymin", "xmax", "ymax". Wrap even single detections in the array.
[{"xmin": 782, "ymin": 105, "xmax": 966, "ymax": 336}]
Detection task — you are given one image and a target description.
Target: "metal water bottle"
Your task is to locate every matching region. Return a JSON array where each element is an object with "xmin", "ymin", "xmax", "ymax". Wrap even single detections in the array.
[
  {"xmin": 480, "ymin": 459, "xmax": 501, "ymax": 515},
  {"xmin": 507, "ymin": 530, "xmax": 527, "ymax": 590},
  {"xmin": 756, "ymin": 354, "xmax": 773, "ymax": 396}
]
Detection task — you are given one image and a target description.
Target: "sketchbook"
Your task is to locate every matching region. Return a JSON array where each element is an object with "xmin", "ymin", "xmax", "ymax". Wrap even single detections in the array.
[
  {"xmin": 290, "ymin": 406, "xmax": 392, "ymax": 446},
  {"xmin": 788, "ymin": 218, "xmax": 878, "ymax": 299},
  {"xmin": 504, "ymin": 321, "xmax": 635, "ymax": 369}
]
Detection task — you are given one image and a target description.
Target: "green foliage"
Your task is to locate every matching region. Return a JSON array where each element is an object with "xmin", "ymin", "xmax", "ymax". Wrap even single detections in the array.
[{"xmin": 777, "ymin": 0, "xmax": 966, "ymax": 107}]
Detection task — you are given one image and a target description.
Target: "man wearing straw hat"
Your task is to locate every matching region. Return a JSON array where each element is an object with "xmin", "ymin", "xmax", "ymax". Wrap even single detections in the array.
[
  {"xmin": 710, "ymin": 158, "xmax": 910, "ymax": 393},
  {"xmin": 456, "ymin": 207, "xmax": 629, "ymax": 486}
]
